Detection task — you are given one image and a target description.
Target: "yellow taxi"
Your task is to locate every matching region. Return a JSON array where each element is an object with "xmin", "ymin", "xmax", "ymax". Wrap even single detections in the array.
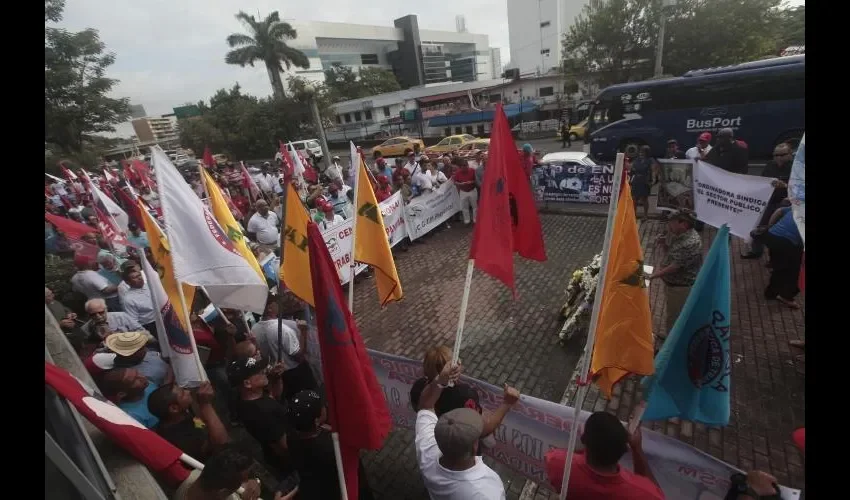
[
  {"xmin": 370, "ymin": 136, "xmax": 426, "ymax": 158},
  {"xmin": 455, "ymin": 139, "xmax": 490, "ymax": 158},
  {"xmin": 424, "ymin": 134, "xmax": 479, "ymax": 154},
  {"xmin": 557, "ymin": 119, "xmax": 588, "ymax": 141}
]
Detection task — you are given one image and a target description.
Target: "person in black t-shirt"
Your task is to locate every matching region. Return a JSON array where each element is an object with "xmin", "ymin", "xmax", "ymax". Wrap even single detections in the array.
[
  {"xmin": 286, "ymin": 390, "xmax": 375, "ymax": 500},
  {"xmin": 227, "ymin": 356, "xmax": 293, "ymax": 477},
  {"xmin": 148, "ymin": 381, "xmax": 230, "ymax": 462}
]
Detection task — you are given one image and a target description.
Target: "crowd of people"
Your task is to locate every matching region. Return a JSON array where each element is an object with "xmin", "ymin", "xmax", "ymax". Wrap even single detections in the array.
[{"xmin": 44, "ymin": 131, "xmax": 801, "ymax": 499}]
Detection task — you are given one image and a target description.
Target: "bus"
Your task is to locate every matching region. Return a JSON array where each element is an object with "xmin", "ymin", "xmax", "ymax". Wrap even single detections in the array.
[{"xmin": 585, "ymin": 55, "xmax": 805, "ymax": 161}]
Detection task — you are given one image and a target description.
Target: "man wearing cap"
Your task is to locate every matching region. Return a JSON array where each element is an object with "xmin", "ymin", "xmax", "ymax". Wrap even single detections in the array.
[
  {"xmin": 664, "ymin": 139, "xmax": 685, "ymax": 159},
  {"xmin": 119, "ymin": 266, "xmax": 158, "ymax": 338},
  {"xmin": 648, "ymin": 210, "xmax": 703, "ymax": 347},
  {"xmin": 374, "ymin": 175, "xmax": 393, "ymax": 202},
  {"xmin": 404, "ymin": 150, "xmax": 421, "ymax": 175},
  {"xmin": 72, "ymin": 255, "xmax": 122, "ymax": 312},
  {"xmin": 319, "ymin": 201, "xmax": 344, "ymax": 229},
  {"xmin": 100, "ymin": 367, "xmax": 161, "ymax": 428},
  {"xmin": 705, "ymin": 128, "xmax": 748, "ymax": 174},
  {"xmin": 326, "ymin": 155, "xmax": 344, "ymax": 184},
  {"xmin": 286, "ymin": 390, "xmax": 375, "ymax": 500},
  {"xmin": 228, "ymin": 356, "xmax": 293, "ymax": 476},
  {"xmin": 148, "ymin": 381, "xmax": 229, "ymax": 462},
  {"xmin": 685, "ymin": 132, "xmax": 713, "ymax": 161},
  {"xmin": 543, "ymin": 411, "xmax": 663, "ymax": 499},
  {"xmin": 86, "ymin": 331, "xmax": 172, "ymax": 385},
  {"xmin": 328, "ymin": 179, "xmax": 354, "ymax": 219},
  {"xmin": 126, "ymin": 221, "xmax": 150, "ymax": 250},
  {"xmin": 415, "ymin": 362, "xmax": 506, "ymax": 499},
  {"xmin": 246, "ymin": 199, "xmax": 280, "ymax": 247},
  {"xmin": 452, "ymin": 158, "xmax": 478, "ymax": 225}
]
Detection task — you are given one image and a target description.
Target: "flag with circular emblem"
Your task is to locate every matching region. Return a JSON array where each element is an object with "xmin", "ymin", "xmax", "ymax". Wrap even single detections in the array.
[{"xmin": 352, "ymin": 148, "xmax": 403, "ymax": 306}]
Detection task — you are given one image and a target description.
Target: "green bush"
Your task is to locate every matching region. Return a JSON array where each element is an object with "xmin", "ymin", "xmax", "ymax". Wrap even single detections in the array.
[{"xmin": 45, "ymin": 255, "xmax": 86, "ymax": 314}]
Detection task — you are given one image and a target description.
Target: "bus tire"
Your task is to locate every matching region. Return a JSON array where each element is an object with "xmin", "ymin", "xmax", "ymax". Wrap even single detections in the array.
[
  {"xmin": 776, "ymin": 131, "xmax": 803, "ymax": 151},
  {"xmin": 620, "ymin": 140, "xmax": 643, "ymax": 158}
]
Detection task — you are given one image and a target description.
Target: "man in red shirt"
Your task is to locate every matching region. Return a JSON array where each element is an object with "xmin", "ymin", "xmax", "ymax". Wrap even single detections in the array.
[
  {"xmin": 544, "ymin": 411, "xmax": 664, "ymax": 499},
  {"xmin": 374, "ymin": 175, "xmax": 393, "ymax": 202},
  {"xmin": 452, "ymin": 158, "xmax": 478, "ymax": 224}
]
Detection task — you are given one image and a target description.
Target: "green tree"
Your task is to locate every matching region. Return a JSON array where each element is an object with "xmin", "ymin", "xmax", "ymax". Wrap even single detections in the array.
[
  {"xmin": 45, "ymin": 0, "xmax": 129, "ymax": 157},
  {"xmin": 776, "ymin": 5, "xmax": 805, "ymax": 50},
  {"xmin": 323, "ymin": 63, "xmax": 361, "ymax": 102},
  {"xmin": 358, "ymin": 67, "xmax": 401, "ymax": 96},
  {"xmin": 225, "ymin": 11, "xmax": 309, "ymax": 99},
  {"xmin": 562, "ymin": 0, "xmax": 794, "ymax": 87}
]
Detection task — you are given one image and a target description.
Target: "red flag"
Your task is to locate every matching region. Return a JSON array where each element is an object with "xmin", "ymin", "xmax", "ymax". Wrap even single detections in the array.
[
  {"xmin": 45, "ymin": 212, "xmax": 100, "ymax": 260},
  {"xmin": 94, "ymin": 205, "xmax": 131, "ymax": 248},
  {"xmin": 278, "ymin": 141, "xmax": 292, "ymax": 181},
  {"xmin": 116, "ymin": 186, "xmax": 144, "ymax": 228},
  {"xmin": 44, "ymin": 362, "xmax": 190, "ymax": 487},
  {"xmin": 132, "ymin": 160, "xmax": 156, "ymax": 190},
  {"xmin": 470, "ymin": 104, "xmax": 547, "ymax": 294},
  {"xmin": 307, "ymin": 222, "xmax": 390, "ymax": 500},
  {"xmin": 240, "ymin": 162, "xmax": 262, "ymax": 202},
  {"xmin": 203, "ymin": 147, "xmax": 215, "ymax": 170}
]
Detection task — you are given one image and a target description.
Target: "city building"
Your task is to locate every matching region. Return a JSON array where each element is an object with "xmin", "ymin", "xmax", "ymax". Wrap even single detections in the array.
[
  {"xmin": 130, "ymin": 115, "xmax": 179, "ymax": 145},
  {"xmin": 507, "ymin": 0, "xmax": 589, "ymax": 75},
  {"xmin": 490, "ymin": 48, "xmax": 502, "ymax": 79},
  {"xmin": 128, "ymin": 104, "xmax": 147, "ymax": 119},
  {"xmin": 281, "ymin": 15, "xmax": 495, "ymax": 89}
]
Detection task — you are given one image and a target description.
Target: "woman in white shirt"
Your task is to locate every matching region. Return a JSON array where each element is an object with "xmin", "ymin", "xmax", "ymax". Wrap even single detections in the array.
[{"xmin": 425, "ymin": 162, "xmax": 448, "ymax": 188}]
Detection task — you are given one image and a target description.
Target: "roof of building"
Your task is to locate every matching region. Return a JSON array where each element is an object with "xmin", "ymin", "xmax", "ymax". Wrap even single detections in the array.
[{"xmin": 331, "ymin": 78, "xmax": 507, "ymax": 113}]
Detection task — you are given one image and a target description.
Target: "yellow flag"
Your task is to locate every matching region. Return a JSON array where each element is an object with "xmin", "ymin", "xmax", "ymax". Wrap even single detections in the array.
[
  {"xmin": 279, "ymin": 183, "xmax": 315, "ymax": 306},
  {"xmin": 590, "ymin": 180, "xmax": 654, "ymax": 397},
  {"xmin": 139, "ymin": 203, "xmax": 195, "ymax": 329},
  {"xmin": 354, "ymin": 157, "xmax": 403, "ymax": 306},
  {"xmin": 201, "ymin": 169, "xmax": 264, "ymax": 281}
]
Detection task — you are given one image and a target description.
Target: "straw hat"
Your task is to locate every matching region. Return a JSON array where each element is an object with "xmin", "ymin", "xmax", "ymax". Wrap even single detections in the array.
[{"xmin": 104, "ymin": 331, "xmax": 148, "ymax": 357}]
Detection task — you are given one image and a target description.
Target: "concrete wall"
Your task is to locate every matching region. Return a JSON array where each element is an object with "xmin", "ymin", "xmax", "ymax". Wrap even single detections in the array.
[{"xmin": 45, "ymin": 308, "xmax": 169, "ymax": 500}]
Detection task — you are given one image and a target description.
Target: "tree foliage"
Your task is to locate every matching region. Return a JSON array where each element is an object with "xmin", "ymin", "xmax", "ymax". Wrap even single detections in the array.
[
  {"xmin": 225, "ymin": 11, "xmax": 309, "ymax": 99},
  {"xmin": 323, "ymin": 63, "xmax": 401, "ymax": 103},
  {"xmin": 562, "ymin": 0, "xmax": 804, "ymax": 87},
  {"xmin": 45, "ymin": 0, "xmax": 129, "ymax": 160},
  {"xmin": 178, "ymin": 85, "xmax": 322, "ymax": 160}
]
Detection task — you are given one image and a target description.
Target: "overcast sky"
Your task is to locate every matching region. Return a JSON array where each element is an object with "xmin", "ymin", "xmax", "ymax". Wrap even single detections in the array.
[{"xmin": 58, "ymin": 0, "xmax": 803, "ymax": 138}]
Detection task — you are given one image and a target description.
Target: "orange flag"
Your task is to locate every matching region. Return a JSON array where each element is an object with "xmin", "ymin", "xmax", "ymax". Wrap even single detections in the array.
[{"xmin": 589, "ymin": 179, "xmax": 655, "ymax": 397}]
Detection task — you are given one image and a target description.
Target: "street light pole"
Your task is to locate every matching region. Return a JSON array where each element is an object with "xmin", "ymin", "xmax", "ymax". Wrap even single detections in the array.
[
  {"xmin": 308, "ymin": 90, "xmax": 331, "ymax": 167},
  {"xmin": 654, "ymin": 0, "xmax": 677, "ymax": 78}
]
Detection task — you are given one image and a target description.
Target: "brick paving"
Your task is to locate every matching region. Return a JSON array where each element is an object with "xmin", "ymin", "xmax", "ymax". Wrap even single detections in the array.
[
  {"xmin": 352, "ymin": 214, "xmax": 608, "ymax": 499},
  {"xmin": 524, "ymin": 220, "xmax": 806, "ymax": 499}
]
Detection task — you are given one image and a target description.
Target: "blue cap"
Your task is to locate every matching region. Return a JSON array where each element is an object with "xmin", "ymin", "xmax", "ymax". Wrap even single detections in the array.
[{"xmin": 522, "ymin": 144, "xmax": 533, "ymax": 153}]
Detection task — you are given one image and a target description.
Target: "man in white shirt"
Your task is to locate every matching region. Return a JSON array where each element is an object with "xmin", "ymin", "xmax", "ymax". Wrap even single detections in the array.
[
  {"xmin": 326, "ymin": 156, "xmax": 344, "ymax": 184},
  {"xmin": 246, "ymin": 200, "xmax": 280, "ymax": 246},
  {"xmin": 685, "ymin": 132, "xmax": 713, "ymax": 161},
  {"xmin": 415, "ymin": 363, "xmax": 506, "ymax": 500},
  {"xmin": 256, "ymin": 164, "xmax": 276, "ymax": 195},
  {"xmin": 119, "ymin": 266, "xmax": 158, "ymax": 336},
  {"xmin": 71, "ymin": 255, "xmax": 122, "ymax": 312},
  {"xmin": 404, "ymin": 151, "xmax": 420, "ymax": 175},
  {"xmin": 412, "ymin": 166, "xmax": 434, "ymax": 196}
]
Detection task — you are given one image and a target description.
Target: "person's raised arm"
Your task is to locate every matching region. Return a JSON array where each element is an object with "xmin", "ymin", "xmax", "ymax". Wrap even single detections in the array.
[
  {"xmin": 267, "ymin": 362, "xmax": 285, "ymax": 401},
  {"xmin": 194, "ymin": 381, "xmax": 230, "ymax": 448},
  {"xmin": 482, "ymin": 384, "xmax": 520, "ymax": 437},
  {"xmin": 628, "ymin": 426, "xmax": 660, "ymax": 488},
  {"xmin": 419, "ymin": 362, "xmax": 462, "ymax": 412}
]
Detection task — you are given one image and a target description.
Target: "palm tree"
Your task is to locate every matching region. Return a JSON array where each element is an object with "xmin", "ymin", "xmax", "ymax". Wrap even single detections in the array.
[{"xmin": 225, "ymin": 11, "xmax": 309, "ymax": 99}]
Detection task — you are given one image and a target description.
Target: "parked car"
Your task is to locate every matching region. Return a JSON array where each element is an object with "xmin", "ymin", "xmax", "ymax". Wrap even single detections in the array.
[
  {"xmin": 556, "ymin": 119, "xmax": 589, "ymax": 141},
  {"xmin": 424, "ymin": 134, "xmax": 478, "ymax": 155},
  {"xmin": 286, "ymin": 139, "xmax": 323, "ymax": 162},
  {"xmin": 370, "ymin": 136, "xmax": 426, "ymax": 158},
  {"xmin": 455, "ymin": 139, "xmax": 490, "ymax": 158}
]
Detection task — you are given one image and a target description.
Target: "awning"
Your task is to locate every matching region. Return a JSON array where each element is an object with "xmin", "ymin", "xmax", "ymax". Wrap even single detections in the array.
[
  {"xmin": 417, "ymin": 90, "xmax": 472, "ymax": 104},
  {"xmin": 428, "ymin": 101, "xmax": 540, "ymax": 127}
]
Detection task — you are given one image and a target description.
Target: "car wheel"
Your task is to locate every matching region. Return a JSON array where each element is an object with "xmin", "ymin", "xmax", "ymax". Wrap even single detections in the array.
[{"xmin": 569, "ymin": 133, "xmax": 579, "ymax": 141}]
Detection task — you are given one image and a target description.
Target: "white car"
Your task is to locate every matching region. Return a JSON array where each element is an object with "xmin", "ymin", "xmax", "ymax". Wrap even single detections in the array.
[
  {"xmin": 539, "ymin": 151, "xmax": 598, "ymax": 166},
  {"xmin": 287, "ymin": 139, "xmax": 323, "ymax": 163}
]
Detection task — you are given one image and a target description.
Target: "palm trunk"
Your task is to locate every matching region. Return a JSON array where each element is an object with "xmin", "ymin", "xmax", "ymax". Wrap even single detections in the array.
[{"xmin": 266, "ymin": 63, "xmax": 285, "ymax": 99}]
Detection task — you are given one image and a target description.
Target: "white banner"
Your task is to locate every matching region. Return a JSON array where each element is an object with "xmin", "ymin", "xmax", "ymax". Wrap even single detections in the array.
[
  {"xmin": 403, "ymin": 180, "xmax": 461, "ymax": 241},
  {"xmin": 788, "ymin": 135, "xmax": 805, "ymax": 247},
  {"xmin": 320, "ymin": 220, "xmax": 368, "ymax": 285},
  {"xmin": 380, "ymin": 191, "xmax": 408, "ymax": 247},
  {"xmin": 693, "ymin": 161, "xmax": 774, "ymax": 241},
  {"xmin": 366, "ymin": 350, "xmax": 801, "ymax": 500}
]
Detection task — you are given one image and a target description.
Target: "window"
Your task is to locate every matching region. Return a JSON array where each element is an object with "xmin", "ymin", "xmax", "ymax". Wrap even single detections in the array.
[
  {"xmin": 344, "ymin": 113, "xmax": 351, "ymax": 123},
  {"xmin": 354, "ymin": 111, "xmax": 362, "ymax": 122},
  {"xmin": 477, "ymin": 125, "xmax": 485, "ymax": 135},
  {"xmin": 437, "ymin": 138, "xmax": 450, "ymax": 146},
  {"xmin": 465, "ymin": 126, "xmax": 473, "ymax": 134},
  {"xmin": 462, "ymin": 134, "xmax": 477, "ymax": 141},
  {"xmin": 361, "ymin": 54, "xmax": 379, "ymax": 65},
  {"xmin": 454, "ymin": 127, "xmax": 462, "ymax": 135},
  {"xmin": 539, "ymin": 86, "xmax": 554, "ymax": 97},
  {"xmin": 444, "ymin": 128, "xmax": 451, "ymax": 136},
  {"xmin": 365, "ymin": 110, "xmax": 372, "ymax": 120},
  {"xmin": 450, "ymin": 137, "xmax": 462, "ymax": 145},
  {"xmin": 488, "ymin": 93, "xmax": 501, "ymax": 103},
  {"xmin": 336, "ymin": 115, "xmax": 341, "ymax": 124},
  {"xmin": 384, "ymin": 106, "xmax": 391, "ymax": 117},
  {"xmin": 540, "ymin": 49, "xmax": 550, "ymax": 56},
  {"xmin": 540, "ymin": 21, "xmax": 551, "ymax": 28}
]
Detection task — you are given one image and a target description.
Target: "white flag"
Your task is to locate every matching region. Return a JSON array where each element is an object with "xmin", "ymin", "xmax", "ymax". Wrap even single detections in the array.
[
  {"xmin": 151, "ymin": 147, "xmax": 269, "ymax": 313},
  {"xmin": 84, "ymin": 170, "xmax": 130, "ymax": 232},
  {"xmin": 288, "ymin": 143, "xmax": 306, "ymax": 176},
  {"xmin": 139, "ymin": 250, "xmax": 205, "ymax": 387}
]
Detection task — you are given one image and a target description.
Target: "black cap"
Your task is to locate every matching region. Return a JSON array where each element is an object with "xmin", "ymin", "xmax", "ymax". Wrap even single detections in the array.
[
  {"xmin": 288, "ymin": 390, "xmax": 324, "ymax": 431},
  {"xmin": 227, "ymin": 356, "xmax": 268, "ymax": 385},
  {"xmin": 435, "ymin": 383, "xmax": 482, "ymax": 417}
]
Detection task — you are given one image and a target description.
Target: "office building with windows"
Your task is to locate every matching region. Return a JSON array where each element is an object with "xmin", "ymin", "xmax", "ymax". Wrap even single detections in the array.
[
  {"xmin": 281, "ymin": 15, "xmax": 495, "ymax": 89},
  {"xmin": 507, "ymin": 0, "xmax": 589, "ymax": 75}
]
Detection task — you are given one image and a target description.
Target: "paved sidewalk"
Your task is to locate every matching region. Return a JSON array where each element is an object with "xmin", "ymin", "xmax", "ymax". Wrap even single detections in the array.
[{"xmin": 522, "ymin": 220, "xmax": 806, "ymax": 499}]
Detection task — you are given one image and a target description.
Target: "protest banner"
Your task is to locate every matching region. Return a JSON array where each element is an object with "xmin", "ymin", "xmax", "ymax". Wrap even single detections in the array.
[
  {"xmin": 656, "ymin": 159, "xmax": 696, "ymax": 212},
  {"xmin": 320, "ymin": 219, "xmax": 368, "ymax": 284},
  {"xmin": 788, "ymin": 134, "xmax": 805, "ymax": 247},
  {"xmin": 532, "ymin": 162, "xmax": 615, "ymax": 204},
  {"xmin": 403, "ymin": 180, "xmax": 461, "ymax": 241},
  {"xmin": 693, "ymin": 161, "xmax": 774, "ymax": 241},
  {"xmin": 379, "ymin": 191, "xmax": 408, "ymax": 247},
  {"xmin": 367, "ymin": 349, "xmax": 801, "ymax": 500}
]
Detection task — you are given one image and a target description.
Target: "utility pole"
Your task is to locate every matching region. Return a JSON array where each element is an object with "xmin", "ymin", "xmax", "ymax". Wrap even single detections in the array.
[
  {"xmin": 654, "ymin": 0, "xmax": 677, "ymax": 78},
  {"xmin": 308, "ymin": 89, "xmax": 331, "ymax": 167}
]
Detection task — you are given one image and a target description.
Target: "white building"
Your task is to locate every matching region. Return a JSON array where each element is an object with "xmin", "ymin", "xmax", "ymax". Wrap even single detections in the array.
[
  {"xmin": 490, "ymin": 48, "xmax": 503, "ymax": 79},
  {"xmin": 281, "ymin": 15, "xmax": 494, "ymax": 90},
  {"xmin": 507, "ymin": 0, "xmax": 589, "ymax": 75}
]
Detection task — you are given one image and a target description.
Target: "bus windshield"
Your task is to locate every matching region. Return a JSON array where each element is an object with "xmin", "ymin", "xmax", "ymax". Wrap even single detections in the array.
[{"xmin": 586, "ymin": 55, "xmax": 805, "ymax": 161}]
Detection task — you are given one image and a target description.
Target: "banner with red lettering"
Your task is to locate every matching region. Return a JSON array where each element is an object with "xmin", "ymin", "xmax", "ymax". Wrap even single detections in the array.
[
  {"xmin": 378, "ymin": 191, "xmax": 408, "ymax": 247},
  {"xmin": 366, "ymin": 350, "xmax": 801, "ymax": 500}
]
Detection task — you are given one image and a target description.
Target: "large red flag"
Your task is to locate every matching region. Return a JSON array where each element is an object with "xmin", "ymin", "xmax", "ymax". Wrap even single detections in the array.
[
  {"xmin": 470, "ymin": 104, "xmax": 547, "ymax": 294},
  {"xmin": 278, "ymin": 141, "xmax": 292, "ymax": 181},
  {"xmin": 44, "ymin": 362, "xmax": 190, "ymax": 487},
  {"xmin": 45, "ymin": 212, "xmax": 100, "ymax": 260},
  {"xmin": 307, "ymin": 222, "xmax": 390, "ymax": 500}
]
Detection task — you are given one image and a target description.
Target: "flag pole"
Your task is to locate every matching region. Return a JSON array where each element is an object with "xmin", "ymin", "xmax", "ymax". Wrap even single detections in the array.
[
  {"xmin": 450, "ymin": 259, "xmax": 475, "ymax": 365},
  {"xmin": 347, "ymin": 146, "xmax": 363, "ymax": 312},
  {"xmin": 276, "ymin": 177, "xmax": 291, "ymax": 364},
  {"xmin": 331, "ymin": 432, "xmax": 350, "ymax": 500},
  {"xmin": 558, "ymin": 153, "xmax": 625, "ymax": 500}
]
